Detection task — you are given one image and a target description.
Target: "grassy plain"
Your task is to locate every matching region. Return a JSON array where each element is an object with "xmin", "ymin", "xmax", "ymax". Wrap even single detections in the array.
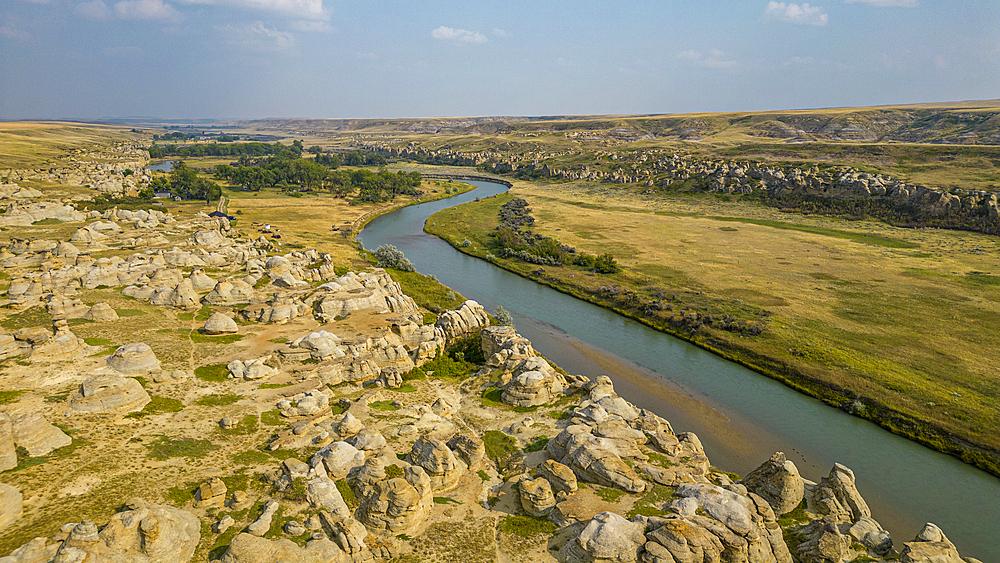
[
  {"xmin": 0, "ymin": 121, "xmax": 144, "ymax": 169},
  {"xmin": 427, "ymin": 181, "xmax": 1000, "ymax": 472}
]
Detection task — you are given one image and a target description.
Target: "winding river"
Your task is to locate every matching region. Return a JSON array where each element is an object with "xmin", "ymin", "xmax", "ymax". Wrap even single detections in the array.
[{"xmin": 360, "ymin": 180, "xmax": 1000, "ymax": 560}]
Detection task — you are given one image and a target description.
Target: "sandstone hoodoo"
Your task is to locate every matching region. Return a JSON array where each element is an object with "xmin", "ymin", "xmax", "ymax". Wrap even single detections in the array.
[
  {"xmin": 68, "ymin": 373, "xmax": 151, "ymax": 414},
  {"xmin": 106, "ymin": 342, "xmax": 161, "ymax": 373},
  {"xmin": 202, "ymin": 312, "xmax": 239, "ymax": 334}
]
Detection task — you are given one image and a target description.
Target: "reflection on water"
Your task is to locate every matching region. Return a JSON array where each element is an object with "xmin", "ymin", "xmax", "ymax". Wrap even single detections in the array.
[{"xmin": 360, "ymin": 180, "xmax": 1000, "ymax": 560}]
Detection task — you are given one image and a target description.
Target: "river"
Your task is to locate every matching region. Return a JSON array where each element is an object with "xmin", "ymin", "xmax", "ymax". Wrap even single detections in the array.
[{"xmin": 359, "ymin": 180, "xmax": 1000, "ymax": 560}]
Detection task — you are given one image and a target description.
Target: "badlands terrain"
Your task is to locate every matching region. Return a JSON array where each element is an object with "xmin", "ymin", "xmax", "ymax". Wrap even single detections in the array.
[{"xmin": 0, "ymin": 117, "xmax": 994, "ymax": 563}]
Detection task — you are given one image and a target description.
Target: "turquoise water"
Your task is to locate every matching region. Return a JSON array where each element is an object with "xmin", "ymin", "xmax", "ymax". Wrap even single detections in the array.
[{"xmin": 360, "ymin": 180, "xmax": 1000, "ymax": 560}]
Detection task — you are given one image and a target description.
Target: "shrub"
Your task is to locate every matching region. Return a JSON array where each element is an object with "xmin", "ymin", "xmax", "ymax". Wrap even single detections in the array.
[
  {"xmin": 373, "ymin": 244, "xmax": 415, "ymax": 272},
  {"xmin": 493, "ymin": 305, "xmax": 514, "ymax": 327}
]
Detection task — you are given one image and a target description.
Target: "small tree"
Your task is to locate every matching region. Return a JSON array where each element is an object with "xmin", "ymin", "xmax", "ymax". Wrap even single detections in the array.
[
  {"xmin": 373, "ymin": 244, "xmax": 415, "ymax": 272},
  {"xmin": 494, "ymin": 305, "xmax": 514, "ymax": 327}
]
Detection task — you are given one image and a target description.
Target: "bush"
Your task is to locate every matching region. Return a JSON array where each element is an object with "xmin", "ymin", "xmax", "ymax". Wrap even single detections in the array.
[
  {"xmin": 494, "ymin": 306, "xmax": 514, "ymax": 327},
  {"xmin": 373, "ymin": 244, "xmax": 415, "ymax": 272}
]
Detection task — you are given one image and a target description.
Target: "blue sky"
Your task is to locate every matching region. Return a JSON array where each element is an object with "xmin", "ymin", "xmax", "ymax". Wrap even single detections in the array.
[{"xmin": 1, "ymin": 0, "xmax": 997, "ymax": 119}]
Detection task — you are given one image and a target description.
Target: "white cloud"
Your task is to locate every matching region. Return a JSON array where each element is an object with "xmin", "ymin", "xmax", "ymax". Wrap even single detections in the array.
[
  {"xmin": 0, "ymin": 25, "xmax": 32, "ymax": 41},
  {"xmin": 677, "ymin": 48, "xmax": 737, "ymax": 69},
  {"xmin": 845, "ymin": 0, "xmax": 915, "ymax": 6},
  {"xmin": 114, "ymin": 0, "xmax": 182, "ymax": 21},
  {"xmin": 291, "ymin": 19, "xmax": 331, "ymax": 32},
  {"xmin": 217, "ymin": 21, "xmax": 293, "ymax": 51},
  {"xmin": 356, "ymin": 51, "xmax": 377, "ymax": 60},
  {"xmin": 179, "ymin": 0, "xmax": 327, "ymax": 20},
  {"xmin": 765, "ymin": 2, "xmax": 829, "ymax": 26},
  {"xmin": 491, "ymin": 28, "xmax": 507, "ymax": 37},
  {"xmin": 75, "ymin": 0, "xmax": 110, "ymax": 20},
  {"xmin": 431, "ymin": 26, "xmax": 487, "ymax": 44}
]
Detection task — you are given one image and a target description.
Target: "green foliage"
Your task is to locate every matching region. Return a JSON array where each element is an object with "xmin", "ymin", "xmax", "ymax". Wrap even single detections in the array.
[
  {"xmin": 369, "ymin": 400, "xmax": 399, "ymax": 411},
  {"xmin": 0, "ymin": 390, "xmax": 27, "ymax": 404},
  {"xmin": 625, "ymin": 484, "xmax": 676, "ymax": 518},
  {"xmin": 433, "ymin": 496, "xmax": 461, "ymax": 505},
  {"xmin": 164, "ymin": 482, "xmax": 198, "ymax": 507},
  {"xmin": 483, "ymin": 430, "xmax": 519, "ymax": 464},
  {"xmin": 194, "ymin": 363, "xmax": 229, "ymax": 382},
  {"xmin": 83, "ymin": 337, "xmax": 113, "ymax": 346},
  {"xmin": 777, "ymin": 499, "xmax": 812, "ymax": 527},
  {"xmin": 0, "ymin": 305, "xmax": 51, "ymax": 330},
  {"xmin": 231, "ymin": 449, "xmax": 272, "ymax": 466},
  {"xmin": 114, "ymin": 308, "xmax": 145, "ymax": 317},
  {"xmin": 195, "ymin": 393, "xmax": 242, "ymax": 407},
  {"xmin": 595, "ymin": 487, "xmax": 627, "ymax": 503},
  {"xmin": 260, "ymin": 409, "xmax": 283, "ymax": 426},
  {"xmin": 373, "ymin": 244, "xmax": 415, "ymax": 271},
  {"xmin": 125, "ymin": 396, "xmax": 184, "ymax": 419},
  {"xmin": 145, "ymin": 435, "xmax": 219, "ymax": 460},
  {"xmin": 493, "ymin": 305, "xmax": 514, "ymax": 327},
  {"xmin": 497, "ymin": 515, "xmax": 558, "ymax": 538},
  {"xmin": 336, "ymin": 479, "xmax": 359, "ymax": 510},
  {"xmin": 283, "ymin": 478, "xmax": 308, "ymax": 501},
  {"xmin": 523, "ymin": 436, "xmax": 550, "ymax": 453},
  {"xmin": 388, "ymin": 268, "xmax": 464, "ymax": 315},
  {"xmin": 385, "ymin": 464, "xmax": 404, "ymax": 479},
  {"xmin": 477, "ymin": 470, "xmax": 490, "ymax": 482}
]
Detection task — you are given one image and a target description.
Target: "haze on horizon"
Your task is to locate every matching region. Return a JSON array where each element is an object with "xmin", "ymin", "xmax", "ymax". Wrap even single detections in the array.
[{"xmin": 1, "ymin": 0, "xmax": 998, "ymax": 121}]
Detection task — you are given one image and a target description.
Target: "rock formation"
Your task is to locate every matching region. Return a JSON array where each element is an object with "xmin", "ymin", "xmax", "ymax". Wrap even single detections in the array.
[
  {"xmin": 741, "ymin": 452, "xmax": 804, "ymax": 516},
  {"xmin": 107, "ymin": 342, "xmax": 161, "ymax": 373},
  {"xmin": 68, "ymin": 373, "xmax": 151, "ymax": 414},
  {"xmin": 203, "ymin": 312, "xmax": 238, "ymax": 334}
]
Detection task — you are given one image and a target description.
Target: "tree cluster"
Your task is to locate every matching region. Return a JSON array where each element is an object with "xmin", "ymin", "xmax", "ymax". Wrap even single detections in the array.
[
  {"xmin": 166, "ymin": 161, "xmax": 221, "ymax": 204},
  {"xmin": 148, "ymin": 141, "xmax": 284, "ymax": 159},
  {"xmin": 491, "ymin": 198, "xmax": 620, "ymax": 273}
]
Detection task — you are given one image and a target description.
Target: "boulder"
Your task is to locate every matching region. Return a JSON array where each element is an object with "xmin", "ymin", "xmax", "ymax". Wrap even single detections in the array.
[
  {"xmin": 539, "ymin": 459, "xmax": 578, "ymax": 496},
  {"xmin": 97, "ymin": 500, "xmax": 201, "ymax": 562},
  {"xmin": 551, "ymin": 429, "xmax": 645, "ymax": 493},
  {"xmin": 305, "ymin": 475, "xmax": 351, "ymax": 519},
  {"xmin": 0, "ymin": 483, "xmax": 22, "ymax": 532},
  {"xmin": 806, "ymin": 463, "xmax": 871, "ymax": 524},
  {"xmin": 195, "ymin": 477, "xmax": 228, "ymax": 508},
  {"xmin": 188, "ymin": 269, "xmax": 217, "ymax": 291},
  {"xmin": 69, "ymin": 373, "xmax": 151, "ymax": 414},
  {"xmin": 447, "ymin": 433, "xmax": 486, "ymax": 471},
  {"xmin": 11, "ymin": 412, "xmax": 72, "ymax": 457},
  {"xmin": 333, "ymin": 412, "xmax": 364, "ymax": 437},
  {"xmin": 84, "ymin": 302, "xmax": 119, "ymax": 321},
  {"xmin": 558, "ymin": 511, "xmax": 646, "ymax": 563},
  {"xmin": 435, "ymin": 300, "xmax": 490, "ymax": 340},
  {"xmin": 107, "ymin": 342, "xmax": 161, "ymax": 373},
  {"xmin": 407, "ymin": 436, "xmax": 465, "ymax": 490},
  {"xmin": 346, "ymin": 428, "xmax": 387, "ymax": 452},
  {"xmin": 741, "ymin": 452, "xmax": 804, "ymax": 516},
  {"xmin": 204, "ymin": 279, "xmax": 255, "ymax": 306},
  {"xmin": 248, "ymin": 500, "xmax": 279, "ymax": 536},
  {"xmin": 899, "ymin": 523, "xmax": 964, "ymax": 563},
  {"xmin": 29, "ymin": 321, "xmax": 90, "ymax": 362},
  {"xmin": 311, "ymin": 442, "xmax": 366, "ymax": 480},
  {"xmin": 502, "ymin": 369, "xmax": 562, "ymax": 407},
  {"xmin": 355, "ymin": 457, "xmax": 432, "ymax": 533},
  {"xmin": 519, "ymin": 475, "xmax": 556, "ymax": 517},
  {"xmin": 203, "ymin": 312, "xmax": 238, "ymax": 334},
  {"xmin": 193, "ymin": 229, "xmax": 225, "ymax": 247}
]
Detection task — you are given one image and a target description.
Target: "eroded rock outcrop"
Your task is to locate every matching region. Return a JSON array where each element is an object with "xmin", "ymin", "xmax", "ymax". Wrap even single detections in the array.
[
  {"xmin": 68, "ymin": 373, "xmax": 151, "ymax": 414},
  {"xmin": 741, "ymin": 452, "xmax": 804, "ymax": 516}
]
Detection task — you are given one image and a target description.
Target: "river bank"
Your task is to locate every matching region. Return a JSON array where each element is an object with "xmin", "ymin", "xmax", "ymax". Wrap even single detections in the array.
[{"xmin": 420, "ymin": 180, "xmax": 1000, "ymax": 479}]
